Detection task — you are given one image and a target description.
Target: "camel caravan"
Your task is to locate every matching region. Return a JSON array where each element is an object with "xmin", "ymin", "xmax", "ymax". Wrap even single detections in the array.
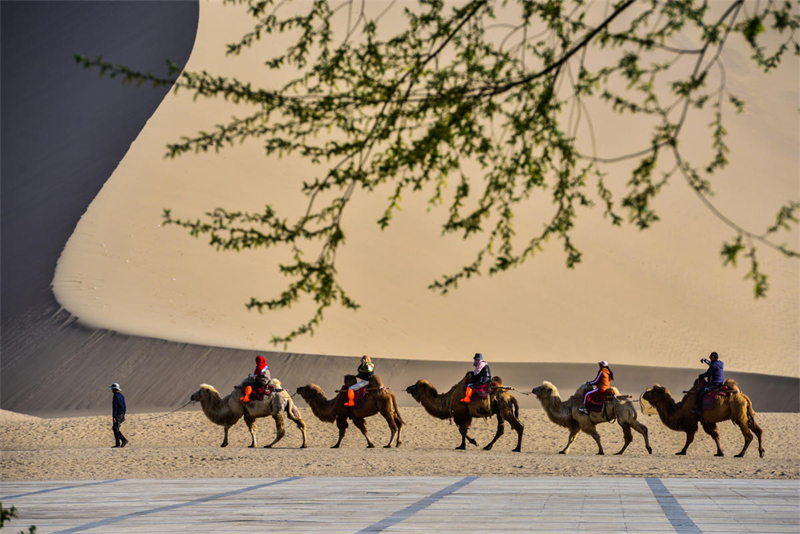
[{"xmin": 189, "ymin": 352, "xmax": 765, "ymax": 458}]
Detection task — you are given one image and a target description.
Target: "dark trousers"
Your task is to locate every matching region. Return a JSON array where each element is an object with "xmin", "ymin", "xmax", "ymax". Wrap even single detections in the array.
[{"xmin": 112, "ymin": 419, "xmax": 126, "ymax": 446}]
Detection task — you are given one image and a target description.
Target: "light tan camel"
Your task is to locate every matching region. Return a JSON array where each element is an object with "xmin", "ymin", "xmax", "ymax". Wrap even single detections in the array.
[
  {"xmin": 295, "ymin": 375, "xmax": 404, "ymax": 448},
  {"xmin": 531, "ymin": 381, "xmax": 651, "ymax": 455},
  {"xmin": 641, "ymin": 378, "xmax": 764, "ymax": 457},
  {"xmin": 405, "ymin": 374, "xmax": 524, "ymax": 452},
  {"xmin": 190, "ymin": 380, "xmax": 307, "ymax": 448}
]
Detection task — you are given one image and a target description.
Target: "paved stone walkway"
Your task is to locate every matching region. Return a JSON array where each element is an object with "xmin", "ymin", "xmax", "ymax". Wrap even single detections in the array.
[{"xmin": 1, "ymin": 477, "xmax": 797, "ymax": 533}]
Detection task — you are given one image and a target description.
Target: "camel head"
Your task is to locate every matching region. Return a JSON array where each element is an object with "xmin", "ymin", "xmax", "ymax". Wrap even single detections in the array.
[
  {"xmin": 641, "ymin": 384, "xmax": 670, "ymax": 404},
  {"xmin": 405, "ymin": 379, "xmax": 435, "ymax": 401},
  {"xmin": 531, "ymin": 381, "xmax": 558, "ymax": 400},
  {"xmin": 296, "ymin": 383, "xmax": 323, "ymax": 401},
  {"xmin": 190, "ymin": 384, "xmax": 218, "ymax": 402},
  {"xmin": 342, "ymin": 374, "xmax": 358, "ymax": 389}
]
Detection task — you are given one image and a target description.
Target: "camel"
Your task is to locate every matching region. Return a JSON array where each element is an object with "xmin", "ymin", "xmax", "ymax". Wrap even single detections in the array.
[
  {"xmin": 190, "ymin": 380, "xmax": 307, "ymax": 448},
  {"xmin": 531, "ymin": 381, "xmax": 652, "ymax": 455},
  {"xmin": 405, "ymin": 374, "xmax": 524, "ymax": 452},
  {"xmin": 295, "ymin": 375, "xmax": 404, "ymax": 448},
  {"xmin": 641, "ymin": 378, "xmax": 764, "ymax": 457}
]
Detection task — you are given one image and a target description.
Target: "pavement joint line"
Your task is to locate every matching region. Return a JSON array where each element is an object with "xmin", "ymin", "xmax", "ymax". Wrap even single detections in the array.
[
  {"xmin": 356, "ymin": 476, "xmax": 478, "ymax": 533},
  {"xmin": 0, "ymin": 479, "xmax": 122, "ymax": 501},
  {"xmin": 50, "ymin": 476, "xmax": 300, "ymax": 534},
  {"xmin": 646, "ymin": 477, "xmax": 702, "ymax": 533}
]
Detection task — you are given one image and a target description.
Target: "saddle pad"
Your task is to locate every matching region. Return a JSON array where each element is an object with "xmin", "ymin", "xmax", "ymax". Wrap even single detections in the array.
[
  {"xmin": 472, "ymin": 382, "xmax": 492, "ymax": 400},
  {"xmin": 251, "ymin": 385, "xmax": 271, "ymax": 401},
  {"xmin": 702, "ymin": 386, "xmax": 726, "ymax": 411},
  {"xmin": 353, "ymin": 387, "xmax": 368, "ymax": 407}
]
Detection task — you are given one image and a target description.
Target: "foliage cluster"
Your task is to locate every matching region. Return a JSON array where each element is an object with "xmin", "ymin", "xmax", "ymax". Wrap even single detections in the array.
[{"xmin": 76, "ymin": 0, "xmax": 799, "ymax": 345}]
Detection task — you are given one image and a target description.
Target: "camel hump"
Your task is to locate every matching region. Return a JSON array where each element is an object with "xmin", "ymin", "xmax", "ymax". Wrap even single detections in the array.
[
  {"xmin": 723, "ymin": 378, "xmax": 740, "ymax": 393},
  {"xmin": 368, "ymin": 375, "xmax": 384, "ymax": 389}
]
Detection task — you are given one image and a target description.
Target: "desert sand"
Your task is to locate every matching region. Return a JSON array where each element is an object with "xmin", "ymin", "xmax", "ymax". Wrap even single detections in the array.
[{"xmin": 1, "ymin": 407, "xmax": 797, "ymax": 482}]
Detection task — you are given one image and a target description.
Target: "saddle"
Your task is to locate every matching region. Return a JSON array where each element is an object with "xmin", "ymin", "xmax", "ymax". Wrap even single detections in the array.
[
  {"xmin": 250, "ymin": 384, "xmax": 272, "ymax": 402},
  {"xmin": 702, "ymin": 384, "xmax": 730, "ymax": 411},
  {"xmin": 584, "ymin": 389, "xmax": 608, "ymax": 412},
  {"xmin": 471, "ymin": 381, "xmax": 492, "ymax": 400},
  {"xmin": 351, "ymin": 387, "xmax": 369, "ymax": 407}
]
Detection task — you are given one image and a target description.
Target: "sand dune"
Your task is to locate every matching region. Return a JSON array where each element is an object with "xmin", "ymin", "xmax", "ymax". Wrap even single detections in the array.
[
  {"xmin": 1, "ymin": 1, "xmax": 797, "ymax": 424},
  {"xmin": 50, "ymin": 1, "xmax": 798, "ymax": 374}
]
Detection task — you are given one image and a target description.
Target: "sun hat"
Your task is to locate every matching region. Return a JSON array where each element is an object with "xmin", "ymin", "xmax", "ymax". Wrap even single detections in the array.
[
  {"xmin": 598, "ymin": 360, "xmax": 608, "ymax": 367},
  {"xmin": 474, "ymin": 353, "xmax": 484, "ymax": 360},
  {"xmin": 109, "ymin": 383, "xmax": 121, "ymax": 391}
]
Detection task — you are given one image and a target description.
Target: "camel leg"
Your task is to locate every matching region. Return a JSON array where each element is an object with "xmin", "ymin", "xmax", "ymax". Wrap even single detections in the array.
[
  {"xmin": 456, "ymin": 425, "xmax": 468, "ymax": 450},
  {"xmin": 352, "ymin": 417, "xmax": 375, "ymax": 448},
  {"xmin": 559, "ymin": 424, "xmax": 580, "ymax": 455},
  {"xmin": 263, "ymin": 413, "xmax": 286, "ymax": 449},
  {"xmin": 390, "ymin": 395, "xmax": 403, "ymax": 447},
  {"xmin": 245, "ymin": 415, "xmax": 257, "ymax": 448},
  {"xmin": 453, "ymin": 414, "xmax": 477, "ymax": 449},
  {"xmin": 751, "ymin": 420, "xmax": 765, "ymax": 458},
  {"xmin": 509, "ymin": 414, "xmax": 524, "ymax": 453},
  {"xmin": 455, "ymin": 424, "xmax": 477, "ymax": 450},
  {"xmin": 286, "ymin": 405, "xmax": 308, "ymax": 449},
  {"xmin": 588, "ymin": 428, "xmax": 604, "ymax": 455},
  {"xmin": 630, "ymin": 419, "xmax": 652, "ymax": 454},
  {"xmin": 615, "ymin": 423, "xmax": 633, "ymax": 456},
  {"xmin": 394, "ymin": 414, "xmax": 404, "ymax": 447},
  {"xmin": 221, "ymin": 423, "xmax": 230, "ymax": 448},
  {"xmin": 676, "ymin": 429, "xmax": 696, "ymax": 455},
  {"xmin": 732, "ymin": 418, "xmax": 753, "ymax": 458},
  {"xmin": 332, "ymin": 416, "xmax": 348, "ymax": 448},
  {"xmin": 483, "ymin": 415, "xmax": 504, "ymax": 451},
  {"xmin": 378, "ymin": 403, "xmax": 398, "ymax": 449},
  {"xmin": 701, "ymin": 422, "xmax": 724, "ymax": 457}
]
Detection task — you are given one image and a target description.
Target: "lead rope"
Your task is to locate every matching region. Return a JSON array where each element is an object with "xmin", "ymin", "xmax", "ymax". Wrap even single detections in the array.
[
  {"xmin": 115, "ymin": 399, "xmax": 196, "ymax": 441},
  {"xmin": 146, "ymin": 399, "xmax": 197, "ymax": 421},
  {"xmin": 492, "ymin": 385, "xmax": 532, "ymax": 396}
]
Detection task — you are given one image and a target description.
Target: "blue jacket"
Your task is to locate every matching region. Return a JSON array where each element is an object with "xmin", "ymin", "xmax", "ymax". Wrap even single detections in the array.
[
  {"xmin": 112, "ymin": 391, "xmax": 126, "ymax": 419},
  {"xmin": 700, "ymin": 360, "xmax": 724, "ymax": 387}
]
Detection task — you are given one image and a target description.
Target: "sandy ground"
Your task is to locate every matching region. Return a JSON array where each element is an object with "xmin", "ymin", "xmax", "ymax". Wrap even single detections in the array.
[{"xmin": 1, "ymin": 407, "xmax": 796, "ymax": 482}]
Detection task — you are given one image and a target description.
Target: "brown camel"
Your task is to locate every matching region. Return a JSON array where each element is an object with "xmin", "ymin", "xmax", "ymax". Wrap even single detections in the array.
[
  {"xmin": 190, "ymin": 380, "xmax": 307, "ymax": 448},
  {"xmin": 295, "ymin": 375, "xmax": 404, "ymax": 448},
  {"xmin": 641, "ymin": 378, "xmax": 764, "ymax": 457},
  {"xmin": 405, "ymin": 374, "xmax": 524, "ymax": 452},
  {"xmin": 531, "ymin": 381, "xmax": 652, "ymax": 455}
]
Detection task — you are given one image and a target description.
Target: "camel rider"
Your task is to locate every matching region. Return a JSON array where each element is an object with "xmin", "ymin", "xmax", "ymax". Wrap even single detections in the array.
[
  {"xmin": 691, "ymin": 351, "xmax": 724, "ymax": 415},
  {"xmin": 579, "ymin": 360, "xmax": 613, "ymax": 414},
  {"xmin": 240, "ymin": 355, "xmax": 270, "ymax": 402},
  {"xmin": 460, "ymin": 353, "xmax": 491, "ymax": 403},
  {"xmin": 345, "ymin": 355, "xmax": 374, "ymax": 407}
]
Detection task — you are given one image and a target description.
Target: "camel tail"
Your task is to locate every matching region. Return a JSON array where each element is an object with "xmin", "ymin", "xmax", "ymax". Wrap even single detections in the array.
[
  {"xmin": 745, "ymin": 395, "xmax": 758, "ymax": 431},
  {"xmin": 391, "ymin": 393, "xmax": 405, "ymax": 425},
  {"xmin": 511, "ymin": 396, "xmax": 519, "ymax": 419}
]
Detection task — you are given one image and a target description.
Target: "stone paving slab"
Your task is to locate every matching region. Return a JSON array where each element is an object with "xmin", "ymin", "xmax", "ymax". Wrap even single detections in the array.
[{"xmin": 0, "ymin": 477, "xmax": 797, "ymax": 533}]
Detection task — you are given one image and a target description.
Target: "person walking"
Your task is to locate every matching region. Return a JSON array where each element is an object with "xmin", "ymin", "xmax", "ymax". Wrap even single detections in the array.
[{"xmin": 109, "ymin": 383, "xmax": 128, "ymax": 448}]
